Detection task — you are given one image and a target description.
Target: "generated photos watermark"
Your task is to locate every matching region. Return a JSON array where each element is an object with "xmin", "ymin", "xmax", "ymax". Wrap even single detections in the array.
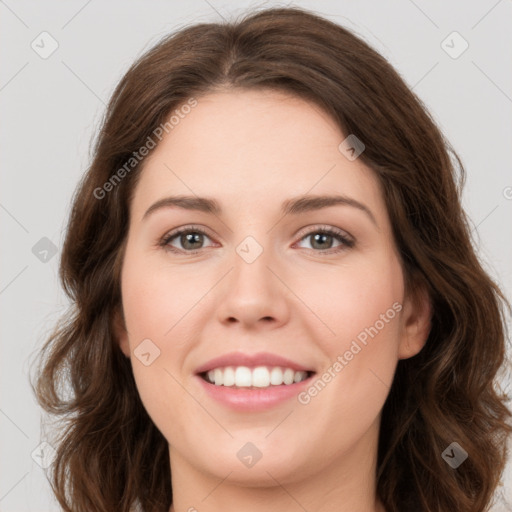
[
  {"xmin": 93, "ymin": 97, "xmax": 198, "ymax": 200},
  {"xmin": 297, "ymin": 301, "xmax": 403, "ymax": 405}
]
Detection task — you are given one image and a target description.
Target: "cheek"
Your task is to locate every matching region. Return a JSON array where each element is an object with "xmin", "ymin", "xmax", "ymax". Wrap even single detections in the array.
[
  {"xmin": 120, "ymin": 252, "xmax": 201, "ymax": 438},
  {"xmin": 119, "ymin": 248, "xmax": 200, "ymax": 400},
  {"xmin": 121, "ymin": 246, "xmax": 200, "ymax": 345},
  {"xmin": 311, "ymin": 248, "xmax": 404, "ymax": 354},
  {"xmin": 302, "ymin": 250, "xmax": 404, "ymax": 422}
]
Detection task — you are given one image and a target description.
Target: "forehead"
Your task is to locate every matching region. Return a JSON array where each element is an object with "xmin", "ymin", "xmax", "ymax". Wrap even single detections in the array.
[{"xmin": 130, "ymin": 89, "xmax": 385, "ymax": 221}]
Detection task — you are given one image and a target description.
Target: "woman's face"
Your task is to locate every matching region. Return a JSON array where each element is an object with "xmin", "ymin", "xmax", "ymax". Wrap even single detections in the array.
[{"xmin": 115, "ymin": 89, "xmax": 429, "ymax": 491}]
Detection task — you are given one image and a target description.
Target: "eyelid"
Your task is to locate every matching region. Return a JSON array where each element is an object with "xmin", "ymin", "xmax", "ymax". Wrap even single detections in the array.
[
  {"xmin": 159, "ymin": 223, "xmax": 355, "ymax": 254},
  {"xmin": 294, "ymin": 224, "xmax": 353, "ymax": 243},
  {"xmin": 159, "ymin": 224, "xmax": 218, "ymax": 251}
]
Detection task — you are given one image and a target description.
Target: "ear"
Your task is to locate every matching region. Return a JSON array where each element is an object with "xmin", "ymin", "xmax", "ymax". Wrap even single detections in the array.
[
  {"xmin": 112, "ymin": 307, "xmax": 130, "ymax": 358},
  {"xmin": 397, "ymin": 280, "xmax": 432, "ymax": 360}
]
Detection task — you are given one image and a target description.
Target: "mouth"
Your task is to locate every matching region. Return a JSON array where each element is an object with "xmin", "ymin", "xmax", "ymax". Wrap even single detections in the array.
[
  {"xmin": 197, "ymin": 366, "xmax": 316, "ymax": 389},
  {"xmin": 195, "ymin": 365, "xmax": 316, "ymax": 411},
  {"xmin": 193, "ymin": 352, "xmax": 317, "ymax": 410}
]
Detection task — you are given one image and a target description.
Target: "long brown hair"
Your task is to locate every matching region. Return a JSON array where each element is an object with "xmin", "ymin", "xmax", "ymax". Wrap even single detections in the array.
[{"xmin": 29, "ymin": 6, "xmax": 512, "ymax": 511}]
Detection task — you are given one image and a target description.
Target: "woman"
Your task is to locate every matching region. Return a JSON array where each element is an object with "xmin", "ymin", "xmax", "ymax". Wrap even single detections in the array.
[{"xmin": 30, "ymin": 6, "xmax": 512, "ymax": 512}]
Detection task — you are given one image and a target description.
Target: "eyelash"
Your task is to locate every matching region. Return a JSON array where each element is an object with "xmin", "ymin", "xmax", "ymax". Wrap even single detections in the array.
[{"xmin": 158, "ymin": 224, "xmax": 355, "ymax": 256}]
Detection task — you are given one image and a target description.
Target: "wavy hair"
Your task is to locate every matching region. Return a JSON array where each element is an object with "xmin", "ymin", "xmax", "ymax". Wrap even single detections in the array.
[{"xmin": 30, "ymin": 6, "xmax": 512, "ymax": 511}]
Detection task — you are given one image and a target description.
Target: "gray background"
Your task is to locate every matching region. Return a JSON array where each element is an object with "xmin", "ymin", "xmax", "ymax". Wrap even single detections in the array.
[{"xmin": 1, "ymin": 0, "xmax": 511, "ymax": 510}]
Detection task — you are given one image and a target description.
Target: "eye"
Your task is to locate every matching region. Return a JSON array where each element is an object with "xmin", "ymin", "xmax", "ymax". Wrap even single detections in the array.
[
  {"xmin": 159, "ymin": 224, "xmax": 355, "ymax": 255},
  {"xmin": 294, "ymin": 225, "xmax": 354, "ymax": 254},
  {"xmin": 159, "ymin": 225, "xmax": 216, "ymax": 254}
]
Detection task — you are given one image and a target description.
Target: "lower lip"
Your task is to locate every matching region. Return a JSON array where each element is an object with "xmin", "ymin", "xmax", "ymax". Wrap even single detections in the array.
[{"xmin": 195, "ymin": 374, "xmax": 315, "ymax": 412}]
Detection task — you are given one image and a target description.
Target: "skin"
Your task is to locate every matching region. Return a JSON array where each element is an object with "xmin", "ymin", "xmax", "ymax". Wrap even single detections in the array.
[{"xmin": 114, "ymin": 88, "xmax": 432, "ymax": 512}]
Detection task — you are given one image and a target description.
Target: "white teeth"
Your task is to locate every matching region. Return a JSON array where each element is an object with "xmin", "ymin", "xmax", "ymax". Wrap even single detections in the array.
[
  {"xmin": 235, "ymin": 366, "xmax": 252, "ymax": 387},
  {"xmin": 223, "ymin": 367, "xmax": 235, "ymax": 386},
  {"xmin": 252, "ymin": 367, "xmax": 270, "ymax": 388},
  {"xmin": 204, "ymin": 366, "xmax": 310, "ymax": 387},
  {"xmin": 213, "ymin": 368, "xmax": 223, "ymax": 386},
  {"xmin": 283, "ymin": 368, "xmax": 295, "ymax": 385},
  {"xmin": 270, "ymin": 367, "xmax": 283, "ymax": 385}
]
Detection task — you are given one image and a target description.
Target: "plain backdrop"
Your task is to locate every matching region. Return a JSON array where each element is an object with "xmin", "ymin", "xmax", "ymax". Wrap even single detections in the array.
[{"xmin": 1, "ymin": 0, "xmax": 511, "ymax": 510}]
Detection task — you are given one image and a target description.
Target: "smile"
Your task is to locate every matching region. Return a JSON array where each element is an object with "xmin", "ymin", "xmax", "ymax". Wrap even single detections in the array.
[{"xmin": 201, "ymin": 365, "xmax": 313, "ymax": 388}]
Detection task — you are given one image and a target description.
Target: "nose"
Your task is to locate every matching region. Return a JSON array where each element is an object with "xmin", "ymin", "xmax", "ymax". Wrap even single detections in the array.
[{"xmin": 215, "ymin": 240, "xmax": 291, "ymax": 330}]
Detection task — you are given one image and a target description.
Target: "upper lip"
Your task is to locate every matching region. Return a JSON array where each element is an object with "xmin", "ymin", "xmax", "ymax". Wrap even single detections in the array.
[{"xmin": 194, "ymin": 351, "xmax": 316, "ymax": 375}]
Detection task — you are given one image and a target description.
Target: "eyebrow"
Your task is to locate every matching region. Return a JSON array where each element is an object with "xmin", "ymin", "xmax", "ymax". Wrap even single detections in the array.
[{"xmin": 142, "ymin": 194, "xmax": 378, "ymax": 227}]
